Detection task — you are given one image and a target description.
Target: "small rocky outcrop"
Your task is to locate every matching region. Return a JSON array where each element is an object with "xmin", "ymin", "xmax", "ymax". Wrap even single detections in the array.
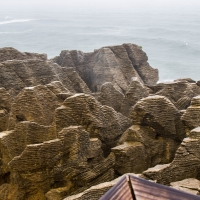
[
  {"xmin": 1, "ymin": 45, "xmax": 200, "ymax": 199},
  {"xmin": 148, "ymin": 79, "xmax": 200, "ymax": 110},
  {"xmin": 170, "ymin": 178, "xmax": 200, "ymax": 195},
  {"xmin": 0, "ymin": 47, "xmax": 47, "ymax": 62},
  {"xmin": 181, "ymin": 96, "xmax": 200, "ymax": 133}
]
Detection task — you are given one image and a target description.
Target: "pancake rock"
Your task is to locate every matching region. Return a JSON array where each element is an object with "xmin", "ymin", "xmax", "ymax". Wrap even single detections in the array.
[
  {"xmin": 1, "ymin": 45, "xmax": 200, "ymax": 199},
  {"xmin": 0, "ymin": 59, "xmax": 91, "ymax": 95},
  {"xmin": 142, "ymin": 127, "xmax": 200, "ymax": 185},
  {"xmin": 52, "ymin": 43, "xmax": 158, "ymax": 92},
  {"xmin": 148, "ymin": 79, "xmax": 200, "ymax": 110},
  {"xmin": 55, "ymin": 93, "xmax": 131, "ymax": 155},
  {"xmin": 181, "ymin": 96, "xmax": 200, "ymax": 133},
  {"xmin": 112, "ymin": 95, "xmax": 185, "ymax": 175},
  {"xmin": 8, "ymin": 85, "xmax": 60, "ymax": 129},
  {"xmin": 0, "ymin": 88, "xmax": 12, "ymax": 132},
  {"xmin": 0, "ymin": 47, "xmax": 47, "ymax": 62},
  {"xmin": 63, "ymin": 176, "xmax": 123, "ymax": 200},
  {"xmin": 97, "ymin": 82, "xmax": 125, "ymax": 112}
]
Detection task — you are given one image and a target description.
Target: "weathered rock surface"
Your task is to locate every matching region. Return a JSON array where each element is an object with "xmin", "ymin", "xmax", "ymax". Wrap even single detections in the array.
[
  {"xmin": 142, "ymin": 127, "xmax": 200, "ymax": 185},
  {"xmin": 0, "ymin": 126, "xmax": 115, "ymax": 200},
  {"xmin": 97, "ymin": 78, "xmax": 149, "ymax": 115},
  {"xmin": 0, "ymin": 47, "xmax": 47, "ymax": 62},
  {"xmin": 148, "ymin": 80, "xmax": 200, "ymax": 110},
  {"xmin": 55, "ymin": 93, "xmax": 131, "ymax": 155},
  {"xmin": 181, "ymin": 96, "xmax": 200, "ymax": 133},
  {"xmin": 8, "ymin": 85, "xmax": 60, "ymax": 129},
  {"xmin": 131, "ymin": 95, "xmax": 185, "ymax": 140},
  {"xmin": 111, "ymin": 95, "xmax": 185, "ymax": 175},
  {"xmin": 53, "ymin": 43, "xmax": 158, "ymax": 92},
  {"xmin": 0, "ymin": 59, "xmax": 91, "ymax": 95},
  {"xmin": 1, "ymin": 45, "xmax": 200, "ymax": 199},
  {"xmin": 0, "ymin": 88, "xmax": 12, "ymax": 132},
  {"xmin": 63, "ymin": 176, "xmax": 121, "ymax": 200},
  {"xmin": 170, "ymin": 178, "xmax": 200, "ymax": 195},
  {"xmin": 97, "ymin": 82, "xmax": 125, "ymax": 112}
]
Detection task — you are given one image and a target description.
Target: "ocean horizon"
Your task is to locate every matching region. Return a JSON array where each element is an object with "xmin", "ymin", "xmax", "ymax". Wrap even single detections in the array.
[{"xmin": 0, "ymin": 6, "xmax": 200, "ymax": 82}]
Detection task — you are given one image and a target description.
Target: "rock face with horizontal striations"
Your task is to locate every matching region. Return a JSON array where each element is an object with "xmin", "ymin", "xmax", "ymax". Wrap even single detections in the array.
[
  {"xmin": 181, "ymin": 96, "xmax": 200, "ymax": 133},
  {"xmin": 52, "ymin": 43, "xmax": 158, "ymax": 92},
  {"xmin": 97, "ymin": 82, "xmax": 125, "ymax": 112},
  {"xmin": 0, "ymin": 47, "xmax": 47, "ymax": 62},
  {"xmin": 112, "ymin": 95, "xmax": 185, "ymax": 175},
  {"xmin": 8, "ymin": 85, "xmax": 60, "ymax": 129},
  {"xmin": 142, "ymin": 127, "xmax": 200, "ymax": 185},
  {"xmin": 0, "ymin": 59, "xmax": 91, "ymax": 95},
  {"xmin": 148, "ymin": 80, "xmax": 200, "ymax": 110},
  {"xmin": 130, "ymin": 95, "xmax": 185, "ymax": 140},
  {"xmin": 0, "ymin": 88, "xmax": 12, "ymax": 132},
  {"xmin": 1, "ymin": 45, "xmax": 200, "ymax": 199},
  {"xmin": 55, "ymin": 93, "xmax": 131, "ymax": 155}
]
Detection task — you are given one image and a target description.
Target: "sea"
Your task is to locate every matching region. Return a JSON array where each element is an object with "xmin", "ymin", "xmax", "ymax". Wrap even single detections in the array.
[{"xmin": 0, "ymin": 6, "xmax": 200, "ymax": 82}]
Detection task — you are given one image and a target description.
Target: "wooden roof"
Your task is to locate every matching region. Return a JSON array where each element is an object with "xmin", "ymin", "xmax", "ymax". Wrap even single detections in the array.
[{"xmin": 99, "ymin": 175, "xmax": 200, "ymax": 200}]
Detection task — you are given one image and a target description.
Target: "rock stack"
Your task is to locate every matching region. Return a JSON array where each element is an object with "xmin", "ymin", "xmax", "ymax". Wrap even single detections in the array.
[{"xmin": 0, "ymin": 44, "xmax": 200, "ymax": 200}]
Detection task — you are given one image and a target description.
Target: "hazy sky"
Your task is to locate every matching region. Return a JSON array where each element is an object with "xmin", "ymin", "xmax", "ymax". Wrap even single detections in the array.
[{"xmin": 1, "ymin": 0, "xmax": 200, "ymax": 11}]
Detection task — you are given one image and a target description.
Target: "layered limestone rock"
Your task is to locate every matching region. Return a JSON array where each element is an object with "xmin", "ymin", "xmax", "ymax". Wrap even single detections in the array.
[
  {"xmin": 142, "ymin": 127, "xmax": 200, "ymax": 185},
  {"xmin": 55, "ymin": 93, "xmax": 131, "ymax": 155},
  {"xmin": 0, "ymin": 126, "xmax": 115, "ymax": 200},
  {"xmin": 148, "ymin": 80, "xmax": 200, "ymax": 110},
  {"xmin": 8, "ymin": 85, "xmax": 60, "ymax": 129},
  {"xmin": 130, "ymin": 95, "xmax": 185, "ymax": 141},
  {"xmin": 0, "ymin": 59, "xmax": 91, "ymax": 95},
  {"xmin": 97, "ymin": 78, "xmax": 149, "ymax": 116},
  {"xmin": 120, "ymin": 77, "xmax": 149, "ymax": 116},
  {"xmin": 170, "ymin": 178, "xmax": 200, "ymax": 195},
  {"xmin": 53, "ymin": 43, "xmax": 158, "ymax": 92},
  {"xmin": 1, "ymin": 45, "xmax": 200, "ymax": 199},
  {"xmin": 97, "ymin": 82, "xmax": 125, "ymax": 112},
  {"xmin": 0, "ymin": 47, "xmax": 47, "ymax": 62},
  {"xmin": 0, "ymin": 122, "xmax": 57, "ymax": 185},
  {"xmin": 112, "ymin": 95, "xmax": 185, "ymax": 175},
  {"xmin": 63, "ymin": 176, "xmax": 122, "ymax": 200},
  {"xmin": 181, "ymin": 96, "xmax": 200, "ymax": 133},
  {"xmin": 0, "ymin": 88, "xmax": 12, "ymax": 132}
]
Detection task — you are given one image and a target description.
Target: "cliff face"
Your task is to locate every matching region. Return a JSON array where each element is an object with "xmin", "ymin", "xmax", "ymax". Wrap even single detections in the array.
[
  {"xmin": 0, "ymin": 45, "xmax": 200, "ymax": 200},
  {"xmin": 52, "ymin": 43, "xmax": 158, "ymax": 92}
]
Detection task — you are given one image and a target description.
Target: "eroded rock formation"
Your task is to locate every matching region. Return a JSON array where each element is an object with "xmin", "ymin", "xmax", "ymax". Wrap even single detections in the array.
[
  {"xmin": 0, "ymin": 45, "xmax": 200, "ymax": 199},
  {"xmin": 52, "ymin": 43, "xmax": 158, "ymax": 92}
]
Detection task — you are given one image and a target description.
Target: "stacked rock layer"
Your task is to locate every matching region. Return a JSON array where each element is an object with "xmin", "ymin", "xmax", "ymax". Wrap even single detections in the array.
[{"xmin": 0, "ymin": 44, "xmax": 200, "ymax": 200}]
